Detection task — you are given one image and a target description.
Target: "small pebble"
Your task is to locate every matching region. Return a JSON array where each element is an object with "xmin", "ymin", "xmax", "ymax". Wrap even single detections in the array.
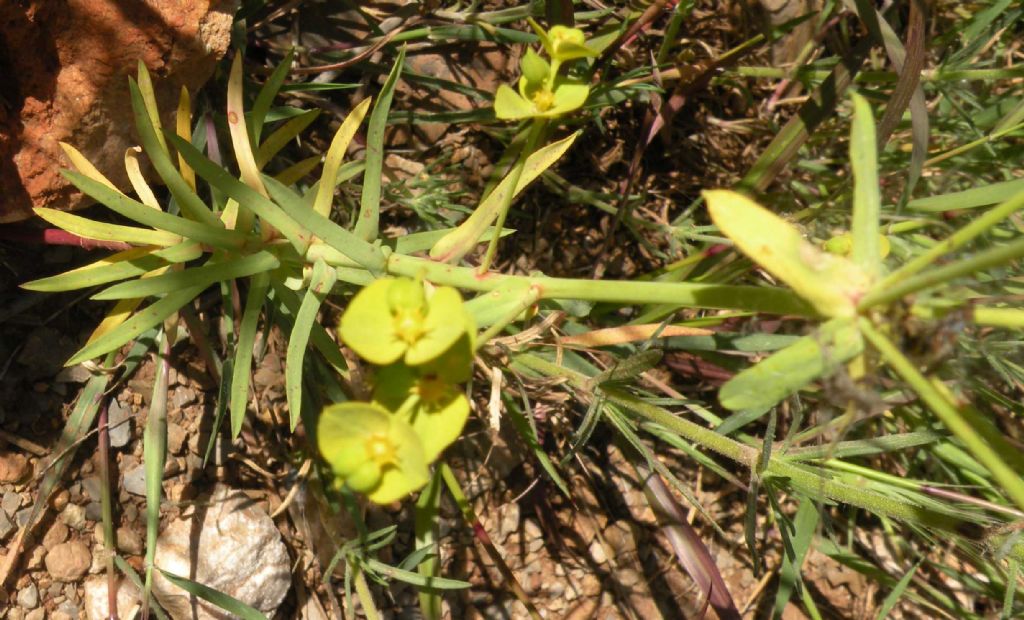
[
  {"xmin": 25, "ymin": 609, "xmax": 44, "ymax": 620},
  {"xmin": 16, "ymin": 583, "xmax": 38, "ymax": 609},
  {"xmin": 52, "ymin": 490, "xmax": 70, "ymax": 511},
  {"xmin": 60, "ymin": 504, "xmax": 87, "ymax": 530},
  {"xmin": 1, "ymin": 490, "xmax": 21, "ymax": 516},
  {"xmin": 0, "ymin": 511, "xmax": 14, "ymax": 540},
  {"xmin": 15, "ymin": 507, "xmax": 33, "ymax": 528},
  {"xmin": 106, "ymin": 400, "xmax": 132, "ymax": 449},
  {"xmin": 122, "ymin": 466, "xmax": 147, "ymax": 497},
  {"xmin": 43, "ymin": 520, "xmax": 69, "ymax": 550},
  {"xmin": 85, "ymin": 502, "xmax": 102, "ymax": 522}
]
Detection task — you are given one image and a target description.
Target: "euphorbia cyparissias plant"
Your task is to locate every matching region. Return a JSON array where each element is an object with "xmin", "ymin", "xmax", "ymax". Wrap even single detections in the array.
[{"xmin": 320, "ymin": 277, "xmax": 474, "ymax": 503}]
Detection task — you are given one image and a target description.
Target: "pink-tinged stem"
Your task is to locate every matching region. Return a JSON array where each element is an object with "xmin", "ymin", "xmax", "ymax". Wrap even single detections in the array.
[{"xmin": 0, "ymin": 226, "xmax": 132, "ymax": 251}]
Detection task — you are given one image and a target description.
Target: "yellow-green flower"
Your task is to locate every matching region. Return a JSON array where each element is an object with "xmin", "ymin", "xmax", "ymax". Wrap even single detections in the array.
[
  {"xmin": 494, "ymin": 78, "xmax": 590, "ymax": 120},
  {"xmin": 317, "ymin": 402, "xmax": 430, "ymax": 504},
  {"xmin": 529, "ymin": 21, "xmax": 599, "ymax": 62},
  {"xmin": 339, "ymin": 277, "xmax": 469, "ymax": 366},
  {"xmin": 372, "ymin": 334, "xmax": 474, "ymax": 462}
]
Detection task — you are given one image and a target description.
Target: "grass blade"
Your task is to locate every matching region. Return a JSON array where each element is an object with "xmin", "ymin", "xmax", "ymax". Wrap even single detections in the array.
[
  {"xmin": 415, "ymin": 469, "xmax": 443, "ymax": 620},
  {"xmin": 355, "ymin": 45, "xmax": 406, "ymax": 241},
  {"xmin": 157, "ymin": 569, "xmax": 269, "ymax": 620},
  {"xmin": 860, "ymin": 318, "xmax": 1024, "ymax": 512},
  {"xmin": 285, "ymin": 258, "xmax": 337, "ymax": 430},
  {"xmin": 256, "ymin": 110, "xmax": 321, "ymax": 168},
  {"xmin": 142, "ymin": 330, "xmax": 171, "ymax": 619},
  {"xmin": 231, "ymin": 272, "xmax": 270, "ymax": 437}
]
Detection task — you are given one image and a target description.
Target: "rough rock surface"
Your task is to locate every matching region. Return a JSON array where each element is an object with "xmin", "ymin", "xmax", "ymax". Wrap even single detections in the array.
[
  {"xmin": 44, "ymin": 539, "xmax": 91, "ymax": 581},
  {"xmin": 153, "ymin": 486, "xmax": 291, "ymax": 620},
  {"xmin": 84, "ymin": 576, "xmax": 142, "ymax": 620},
  {"xmin": 0, "ymin": 0, "xmax": 237, "ymax": 222}
]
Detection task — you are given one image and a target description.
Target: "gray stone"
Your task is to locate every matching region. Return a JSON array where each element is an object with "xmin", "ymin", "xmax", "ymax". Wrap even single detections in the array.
[
  {"xmin": 0, "ymin": 510, "xmax": 13, "ymax": 540},
  {"xmin": 53, "ymin": 601, "xmax": 80, "ymax": 620},
  {"xmin": 122, "ymin": 465, "xmax": 147, "ymax": 497},
  {"xmin": 2, "ymin": 490, "xmax": 21, "ymax": 515},
  {"xmin": 81, "ymin": 476, "xmax": 102, "ymax": 504},
  {"xmin": 84, "ymin": 576, "xmax": 141, "ymax": 620},
  {"xmin": 56, "ymin": 365, "xmax": 93, "ymax": 384},
  {"xmin": 167, "ymin": 423, "xmax": 188, "ymax": 455},
  {"xmin": 107, "ymin": 400, "xmax": 133, "ymax": 449},
  {"xmin": 153, "ymin": 486, "xmax": 290, "ymax": 619},
  {"xmin": 85, "ymin": 502, "xmax": 103, "ymax": 522},
  {"xmin": 60, "ymin": 504, "xmax": 87, "ymax": 530},
  {"xmin": 16, "ymin": 583, "xmax": 39, "ymax": 609},
  {"xmin": 15, "ymin": 507, "xmax": 33, "ymax": 528}
]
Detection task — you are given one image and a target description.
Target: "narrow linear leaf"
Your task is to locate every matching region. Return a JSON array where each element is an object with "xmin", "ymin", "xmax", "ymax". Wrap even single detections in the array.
[
  {"xmin": 62, "ymin": 170, "xmax": 247, "ymax": 251},
  {"xmin": 315, "ymin": 97, "xmax": 372, "ymax": 217},
  {"xmin": 93, "ymin": 251, "xmax": 279, "ymax": 301},
  {"xmin": 85, "ymin": 297, "xmax": 146, "ymax": 346},
  {"xmin": 719, "ymin": 317, "xmax": 863, "ymax": 412},
  {"xmin": 135, "ymin": 60, "xmax": 167, "ymax": 154},
  {"xmin": 231, "ymin": 272, "xmax": 271, "ymax": 437},
  {"xmin": 355, "ymin": 45, "xmax": 406, "ymax": 241},
  {"xmin": 256, "ymin": 110, "xmax": 321, "ymax": 168},
  {"xmin": 270, "ymin": 282, "xmax": 348, "ymax": 379},
  {"xmin": 227, "ymin": 53, "xmax": 268, "ymax": 202},
  {"xmin": 251, "ymin": 48, "xmax": 295, "ymax": 145},
  {"xmin": 67, "ymin": 285, "xmax": 204, "ymax": 366},
  {"xmin": 157, "ymin": 569, "xmax": 269, "ymax": 620},
  {"xmin": 849, "ymin": 92, "xmax": 881, "ymax": 279},
  {"xmin": 875, "ymin": 562, "xmax": 919, "ymax": 620},
  {"xmin": 430, "ymin": 131, "xmax": 580, "ymax": 263},
  {"xmin": 124, "ymin": 147, "xmax": 161, "ymax": 209},
  {"xmin": 34, "ymin": 208, "xmax": 181, "ymax": 247},
  {"xmin": 167, "ymin": 134, "xmax": 314, "ymax": 255},
  {"xmin": 908, "ymin": 177, "xmax": 1024, "ymax": 212},
  {"xmin": 129, "ymin": 77, "xmax": 220, "ymax": 227},
  {"xmin": 22, "ymin": 243, "xmax": 201, "ymax": 292},
  {"xmin": 261, "ymin": 173, "xmax": 386, "ymax": 273},
  {"xmin": 273, "ymin": 155, "xmax": 321, "ymax": 187},
  {"xmin": 363, "ymin": 558, "xmax": 471, "ymax": 590},
  {"xmin": 59, "ymin": 142, "xmax": 116, "ymax": 189},
  {"xmin": 285, "ymin": 258, "xmax": 337, "ymax": 430},
  {"xmin": 177, "ymin": 86, "xmax": 196, "ymax": 191}
]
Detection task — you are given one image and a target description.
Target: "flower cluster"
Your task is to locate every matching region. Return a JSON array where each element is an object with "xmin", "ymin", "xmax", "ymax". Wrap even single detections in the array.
[
  {"xmin": 493, "ymin": 21, "xmax": 599, "ymax": 120},
  {"xmin": 318, "ymin": 277, "xmax": 474, "ymax": 503}
]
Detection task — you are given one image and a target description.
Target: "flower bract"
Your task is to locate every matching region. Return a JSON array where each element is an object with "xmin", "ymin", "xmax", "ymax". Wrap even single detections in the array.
[{"xmin": 317, "ymin": 401, "xmax": 430, "ymax": 504}]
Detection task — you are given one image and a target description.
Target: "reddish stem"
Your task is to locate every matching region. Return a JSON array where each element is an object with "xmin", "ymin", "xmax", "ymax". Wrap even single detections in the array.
[{"xmin": 0, "ymin": 226, "xmax": 131, "ymax": 251}]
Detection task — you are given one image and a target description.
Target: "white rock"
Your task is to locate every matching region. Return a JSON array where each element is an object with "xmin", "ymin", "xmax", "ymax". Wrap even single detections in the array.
[
  {"xmin": 84, "ymin": 576, "xmax": 141, "ymax": 620},
  {"xmin": 153, "ymin": 486, "xmax": 290, "ymax": 619}
]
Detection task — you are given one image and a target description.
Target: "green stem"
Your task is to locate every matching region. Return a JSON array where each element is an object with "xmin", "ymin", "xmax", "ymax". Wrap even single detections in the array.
[
  {"xmin": 353, "ymin": 566, "xmax": 382, "ymax": 620},
  {"xmin": 385, "ymin": 253, "xmax": 814, "ymax": 315},
  {"xmin": 859, "ymin": 318, "xmax": 1024, "ymax": 513},
  {"xmin": 859, "ymin": 233, "xmax": 1024, "ymax": 308},
  {"xmin": 479, "ymin": 120, "xmax": 545, "ymax": 273}
]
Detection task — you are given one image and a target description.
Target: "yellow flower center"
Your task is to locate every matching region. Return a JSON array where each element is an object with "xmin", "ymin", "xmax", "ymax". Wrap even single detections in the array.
[
  {"xmin": 365, "ymin": 433, "xmax": 397, "ymax": 465},
  {"xmin": 415, "ymin": 376, "xmax": 454, "ymax": 409},
  {"xmin": 532, "ymin": 89, "xmax": 555, "ymax": 112},
  {"xmin": 393, "ymin": 308, "xmax": 425, "ymax": 344}
]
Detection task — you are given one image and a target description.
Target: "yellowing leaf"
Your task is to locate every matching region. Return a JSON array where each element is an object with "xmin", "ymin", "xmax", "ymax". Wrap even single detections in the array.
[
  {"xmin": 704, "ymin": 190, "xmax": 869, "ymax": 317},
  {"xmin": 430, "ymin": 132, "xmax": 579, "ymax": 263}
]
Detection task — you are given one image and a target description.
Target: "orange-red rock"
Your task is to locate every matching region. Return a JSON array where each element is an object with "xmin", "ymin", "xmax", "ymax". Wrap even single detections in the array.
[{"xmin": 0, "ymin": 0, "xmax": 236, "ymax": 223}]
